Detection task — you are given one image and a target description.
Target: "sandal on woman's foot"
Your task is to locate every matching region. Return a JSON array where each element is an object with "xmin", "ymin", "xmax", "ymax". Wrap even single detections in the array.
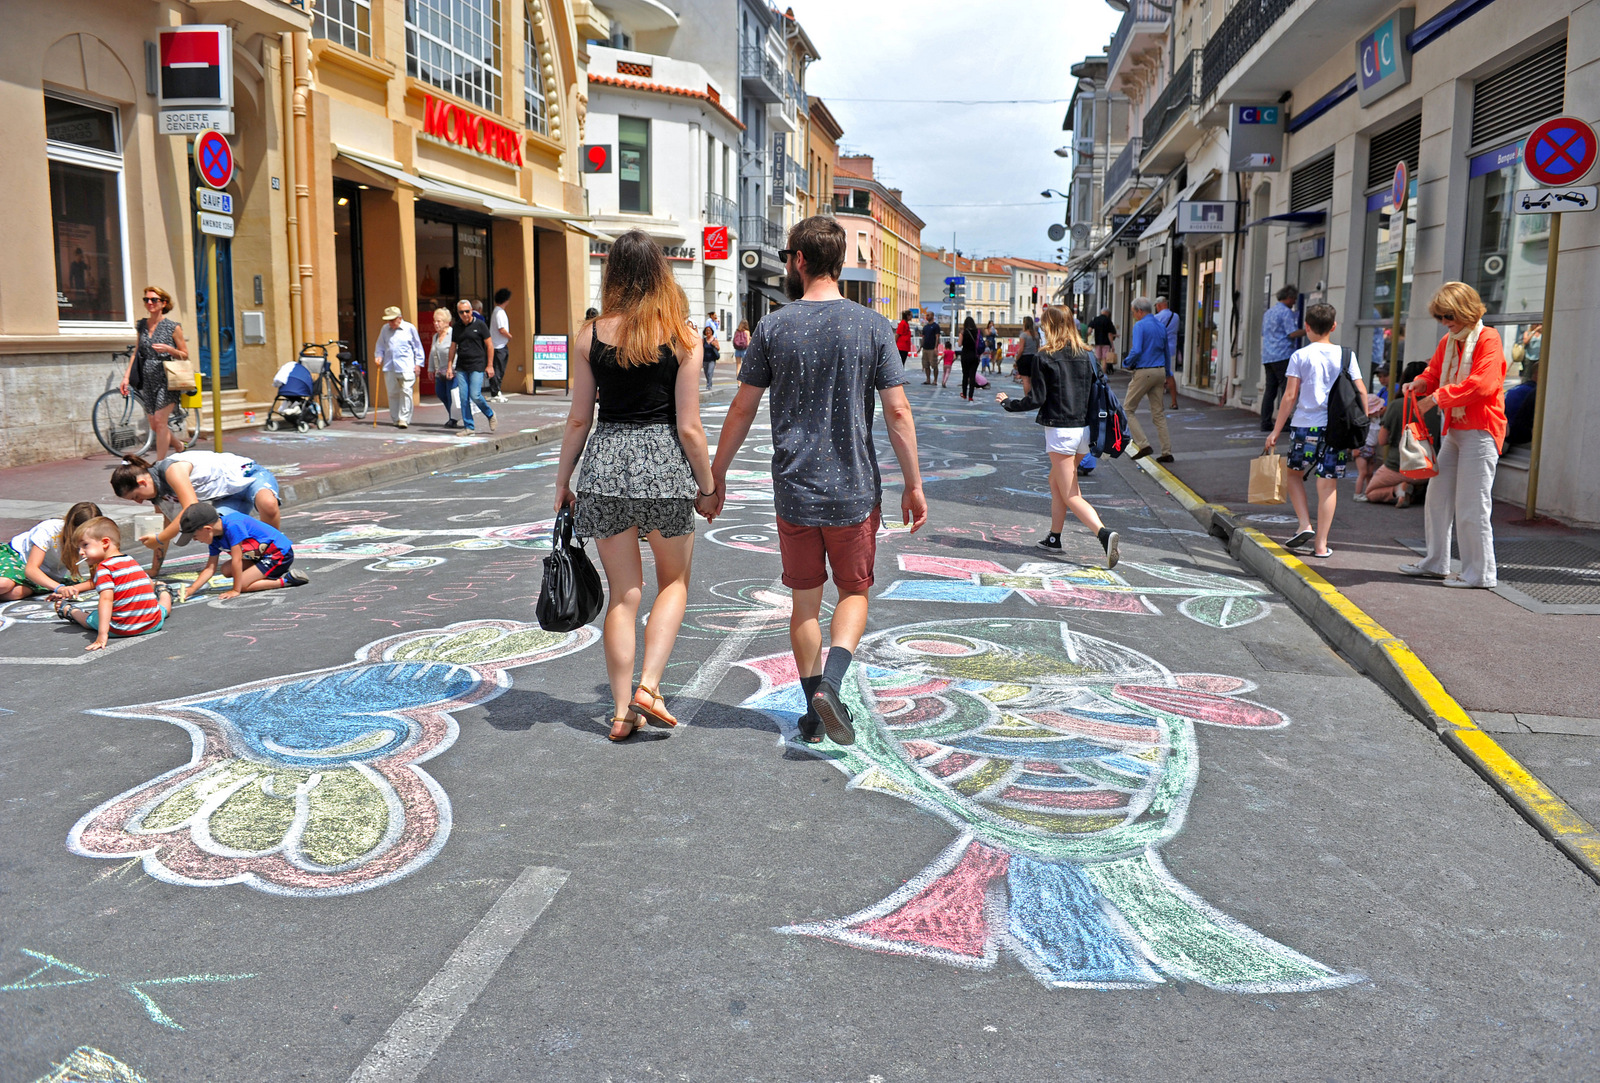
[
  {"xmin": 607, "ymin": 715, "xmax": 641, "ymax": 742},
  {"xmin": 631, "ymin": 684, "xmax": 677, "ymax": 728}
]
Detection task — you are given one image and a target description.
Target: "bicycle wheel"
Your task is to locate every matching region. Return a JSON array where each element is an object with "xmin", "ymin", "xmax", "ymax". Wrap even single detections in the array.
[
  {"xmin": 170, "ymin": 404, "xmax": 200, "ymax": 448},
  {"xmin": 91, "ymin": 390, "xmax": 153, "ymax": 456},
  {"xmin": 317, "ymin": 374, "xmax": 335, "ymax": 427},
  {"xmin": 344, "ymin": 366, "xmax": 369, "ymax": 419}
]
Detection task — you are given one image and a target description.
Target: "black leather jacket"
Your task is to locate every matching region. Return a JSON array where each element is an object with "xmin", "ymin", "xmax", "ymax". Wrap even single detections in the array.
[{"xmin": 1002, "ymin": 347, "xmax": 1096, "ymax": 427}]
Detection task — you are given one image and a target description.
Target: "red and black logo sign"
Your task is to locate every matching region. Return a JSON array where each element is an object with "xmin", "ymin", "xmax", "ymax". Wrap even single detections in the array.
[
  {"xmin": 582, "ymin": 145, "xmax": 611, "ymax": 173},
  {"xmin": 158, "ymin": 27, "xmax": 231, "ymax": 107}
]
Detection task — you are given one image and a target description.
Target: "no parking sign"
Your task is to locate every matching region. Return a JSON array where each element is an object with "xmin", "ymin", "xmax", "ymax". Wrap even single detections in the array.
[
  {"xmin": 194, "ymin": 130, "xmax": 234, "ymax": 190},
  {"xmin": 1524, "ymin": 116, "xmax": 1597, "ymax": 186}
]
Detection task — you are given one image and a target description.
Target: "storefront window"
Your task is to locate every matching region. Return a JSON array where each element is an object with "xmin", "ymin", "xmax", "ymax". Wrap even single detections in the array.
[
  {"xmin": 333, "ymin": 184, "xmax": 366, "ymax": 365},
  {"xmin": 314, "ymin": 0, "xmax": 371, "ymax": 54},
  {"xmin": 618, "ymin": 117, "xmax": 650, "ymax": 214},
  {"xmin": 47, "ymin": 96, "xmax": 126, "ymax": 325},
  {"xmin": 524, "ymin": 6, "xmax": 547, "ymax": 135},
  {"xmin": 407, "ymin": 0, "xmax": 503, "ymax": 112},
  {"xmin": 415, "ymin": 204, "xmax": 491, "ymax": 317},
  {"xmin": 1463, "ymin": 141, "xmax": 1548, "ymax": 318},
  {"xmin": 1355, "ymin": 184, "xmax": 1415, "ymax": 379}
]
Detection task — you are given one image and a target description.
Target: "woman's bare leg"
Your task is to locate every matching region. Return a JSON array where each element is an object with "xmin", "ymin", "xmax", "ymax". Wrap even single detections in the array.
[
  {"xmin": 151, "ymin": 404, "xmax": 176, "ymax": 459},
  {"xmin": 1051, "ymin": 452, "xmax": 1106, "ymax": 534},
  {"xmin": 594, "ymin": 529, "xmax": 644, "ymax": 727},
  {"xmin": 638, "ymin": 530, "xmax": 695, "ymax": 701}
]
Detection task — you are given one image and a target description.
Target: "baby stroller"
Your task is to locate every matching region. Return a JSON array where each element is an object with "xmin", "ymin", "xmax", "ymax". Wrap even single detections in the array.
[{"xmin": 263, "ymin": 357, "xmax": 329, "ymax": 432}]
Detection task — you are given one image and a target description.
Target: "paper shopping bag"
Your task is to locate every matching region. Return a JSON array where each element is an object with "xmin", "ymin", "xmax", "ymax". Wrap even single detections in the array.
[{"xmin": 1248, "ymin": 453, "xmax": 1288, "ymax": 505}]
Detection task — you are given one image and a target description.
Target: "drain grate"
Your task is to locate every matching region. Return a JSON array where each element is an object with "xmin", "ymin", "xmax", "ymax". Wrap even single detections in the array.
[{"xmin": 1495, "ymin": 539, "xmax": 1600, "ymax": 610}]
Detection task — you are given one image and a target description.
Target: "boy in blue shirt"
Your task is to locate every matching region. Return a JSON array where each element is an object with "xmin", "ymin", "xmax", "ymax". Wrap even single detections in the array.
[{"xmin": 177, "ymin": 502, "xmax": 308, "ymax": 602}]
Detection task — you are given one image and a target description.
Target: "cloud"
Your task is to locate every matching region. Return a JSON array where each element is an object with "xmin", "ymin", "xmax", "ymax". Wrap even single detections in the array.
[{"xmin": 795, "ymin": 0, "xmax": 1121, "ymax": 262}]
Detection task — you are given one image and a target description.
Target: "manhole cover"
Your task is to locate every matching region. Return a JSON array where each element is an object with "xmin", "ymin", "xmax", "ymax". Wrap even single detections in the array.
[{"xmin": 1496, "ymin": 539, "xmax": 1600, "ymax": 608}]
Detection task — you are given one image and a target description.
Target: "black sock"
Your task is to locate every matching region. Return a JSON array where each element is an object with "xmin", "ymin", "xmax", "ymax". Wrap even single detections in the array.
[
  {"xmin": 799, "ymin": 674, "xmax": 823, "ymax": 735},
  {"xmin": 821, "ymin": 646, "xmax": 853, "ymax": 691},
  {"xmin": 1097, "ymin": 527, "xmax": 1111, "ymax": 549}
]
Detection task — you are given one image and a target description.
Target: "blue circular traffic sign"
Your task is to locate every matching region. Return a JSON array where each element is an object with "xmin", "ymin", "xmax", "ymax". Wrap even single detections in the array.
[
  {"xmin": 1391, "ymin": 160, "xmax": 1408, "ymax": 211},
  {"xmin": 1524, "ymin": 116, "xmax": 1597, "ymax": 187},
  {"xmin": 195, "ymin": 130, "xmax": 234, "ymax": 190}
]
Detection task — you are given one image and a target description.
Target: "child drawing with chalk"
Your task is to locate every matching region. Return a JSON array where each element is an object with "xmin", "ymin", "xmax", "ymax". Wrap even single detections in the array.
[
  {"xmin": 52, "ymin": 517, "xmax": 172, "ymax": 650},
  {"xmin": 179, "ymin": 502, "xmax": 309, "ymax": 602}
]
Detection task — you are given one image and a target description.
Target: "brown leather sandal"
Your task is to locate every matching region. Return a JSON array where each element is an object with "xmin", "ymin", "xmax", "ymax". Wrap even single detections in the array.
[
  {"xmin": 607, "ymin": 715, "xmax": 641, "ymax": 742},
  {"xmin": 630, "ymin": 684, "xmax": 677, "ymax": 728}
]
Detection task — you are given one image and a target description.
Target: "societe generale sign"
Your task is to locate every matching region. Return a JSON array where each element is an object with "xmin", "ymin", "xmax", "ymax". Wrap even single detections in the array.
[{"xmin": 422, "ymin": 94, "xmax": 525, "ymax": 167}]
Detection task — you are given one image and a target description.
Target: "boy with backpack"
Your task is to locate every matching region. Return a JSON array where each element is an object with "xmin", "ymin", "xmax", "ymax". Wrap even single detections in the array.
[{"xmin": 1263, "ymin": 302, "xmax": 1370, "ymax": 559}]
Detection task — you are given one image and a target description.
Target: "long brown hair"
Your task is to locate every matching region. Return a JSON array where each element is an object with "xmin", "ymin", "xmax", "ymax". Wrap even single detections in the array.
[
  {"xmin": 596, "ymin": 230, "xmax": 695, "ymax": 367},
  {"xmin": 110, "ymin": 454, "xmax": 156, "ymax": 498},
  {"xmin": 1040, "ymin": 306, "xmax": 1087, "ymax": 354},
  {"xmin": 58, "ymin": 502, "xmax": 103, "ymax": 577}
]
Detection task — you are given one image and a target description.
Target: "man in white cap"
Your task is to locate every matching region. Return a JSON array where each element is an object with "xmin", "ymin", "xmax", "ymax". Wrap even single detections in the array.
[{"xmin": 373, "ymin": 305, "xmax": 425, "ymax": 428}]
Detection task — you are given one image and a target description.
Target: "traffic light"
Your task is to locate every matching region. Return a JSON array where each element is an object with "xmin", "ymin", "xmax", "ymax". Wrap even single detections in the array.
[{"xmin": 1031, "ymin": 286, "xmax": 1039, "ymax": 307}]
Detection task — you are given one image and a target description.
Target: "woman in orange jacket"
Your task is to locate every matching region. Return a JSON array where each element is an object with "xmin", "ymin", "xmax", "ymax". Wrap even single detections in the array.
[{"xmin": 1397, "ymin": 282, "xmax": 1507, "ymax": 589}]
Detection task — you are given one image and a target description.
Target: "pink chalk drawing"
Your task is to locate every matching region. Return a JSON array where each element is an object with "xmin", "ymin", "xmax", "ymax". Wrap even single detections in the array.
[
  {"xmin": 737, "ymin": 619, "xmax": 1358, "ymax": 992},
  {"xmin": 67, "ymin": 620, "xmax": 596, "ymax": 896},
  {"xmin": 878, "ymin": 555, "xmax": 1273, "ymax": 629}
]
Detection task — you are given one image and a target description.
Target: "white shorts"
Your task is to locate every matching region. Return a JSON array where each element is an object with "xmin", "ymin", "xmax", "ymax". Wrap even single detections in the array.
[{"xmin": 1044, "ymin": 426, "xmax": 1090, "ymax": 456}]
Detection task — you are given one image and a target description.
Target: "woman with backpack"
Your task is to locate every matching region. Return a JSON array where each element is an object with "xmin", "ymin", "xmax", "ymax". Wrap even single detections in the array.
[
  {"xmin": 994, "ymin": 306, "xmax": 1119, "ymax": 568},
  {"xmin": 552, "ymin": 230, "xmax": 716, "ymax": 741},
  {"xmin": 732, "ymin": 320, "xmax": 750, "ymax": 368},
  {"xmin": 1396, "ymin": 282, "xmax": 1507, "ymax": 589}
]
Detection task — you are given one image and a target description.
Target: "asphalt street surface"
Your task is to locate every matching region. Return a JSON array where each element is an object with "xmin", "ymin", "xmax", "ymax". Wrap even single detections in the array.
[{"xmin": 3, "ymin": 380, "xmax": 1599, "ymax": 1082}]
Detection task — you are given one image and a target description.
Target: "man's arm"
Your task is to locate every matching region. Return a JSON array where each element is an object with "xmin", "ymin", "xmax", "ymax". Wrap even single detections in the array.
[
  {"xmin": 879, "ymin": 385, "xmax": 927, "ymax": 533},
  {"xmin": 708, "ymin": 382, "xmax": 765, "ymax": 517}
]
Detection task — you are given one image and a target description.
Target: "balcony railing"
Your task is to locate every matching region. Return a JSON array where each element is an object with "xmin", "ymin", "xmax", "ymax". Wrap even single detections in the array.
[
  {"xmin": 740, "ymin": 45, "xmax": 784, "ymax": 103},
  {"xmin": 740, "ymin": 214, "xmax": 784, "ymax": 251},
  {"xmin": 705, "ymin": 192, "xmax": 738, "ymax": 228},
  {"xmin": 1201, "ymin": 0, "xmax": 1294, "ymax": 102},
  {"xmin": 835, "ymin": 201, "xmax": 871, "ymax": 217},
  {"xmin": 1142, "ymin": 49, "xmax": 1200, "ymax": 150},
  {"xmin": 1104, "ymin": 137, "xmax": 1142, "ymax": 204},
  {"xmin": 1106, "ymin": 0, "xmax": 1169, "ymax": 79}
]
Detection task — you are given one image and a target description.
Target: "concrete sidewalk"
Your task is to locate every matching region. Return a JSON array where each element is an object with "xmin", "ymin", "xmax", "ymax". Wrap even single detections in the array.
[
  {"xmin": 0, "ymin": 389, "xmax": 574, "ymax": 544},
  {"xmin": 1126, "ymin": 384, "xmax": 1600, "ymax": 862}
]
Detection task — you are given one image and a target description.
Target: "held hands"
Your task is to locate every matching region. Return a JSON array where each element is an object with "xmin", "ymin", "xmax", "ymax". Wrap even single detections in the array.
[
  {"xmin": 902, "ymin": 485, "xmax": 929, "ymax": 534},
  {"xmin": 695, "ymin": 487, "xmax": 723, "ymax": 522},
  {"xmin": 994, "ymin": 392, "xmax": 1009, "ymax": 404}
]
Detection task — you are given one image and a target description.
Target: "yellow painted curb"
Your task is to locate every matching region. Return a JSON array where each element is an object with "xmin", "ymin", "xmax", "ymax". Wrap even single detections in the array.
[{"xmin": 1132, "ymin": 454, "xmax": 1600, "ymax": 884}]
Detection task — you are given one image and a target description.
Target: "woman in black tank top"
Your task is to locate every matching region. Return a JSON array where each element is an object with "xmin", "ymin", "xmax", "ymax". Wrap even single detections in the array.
[{"xmin": 553, "ymin": 230, "xmax": 715, "ymax": 741}]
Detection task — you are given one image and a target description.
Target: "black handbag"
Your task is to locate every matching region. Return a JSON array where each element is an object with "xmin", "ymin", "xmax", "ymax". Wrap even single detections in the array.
[{"xmin": 535, "ymin": 506, "xmax": 604, "ymax": 632}]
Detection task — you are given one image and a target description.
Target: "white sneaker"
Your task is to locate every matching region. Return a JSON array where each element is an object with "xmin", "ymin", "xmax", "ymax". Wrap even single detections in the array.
[{"xmin": 1398, "ymin": 562, "xmax": 1447, "ymax": 579}]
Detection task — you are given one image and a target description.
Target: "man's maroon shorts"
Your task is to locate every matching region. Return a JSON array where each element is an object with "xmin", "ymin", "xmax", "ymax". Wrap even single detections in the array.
[{"xmin": 776, "ymin": 507, "xmax": 881, "ymax": 592}]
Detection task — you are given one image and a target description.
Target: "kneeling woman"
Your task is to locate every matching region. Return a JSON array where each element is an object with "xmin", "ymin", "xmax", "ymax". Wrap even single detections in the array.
[
  {"xmin": 994, "ymin": 306, "xmax": 1119, "ymax": 568},
  {"xmin": 553, "ymin": 230, "xmax": 716, "ymax": 741},
  {"xmin": 110, "ymin": 450, "xmax": 282, "ymax": 568}
]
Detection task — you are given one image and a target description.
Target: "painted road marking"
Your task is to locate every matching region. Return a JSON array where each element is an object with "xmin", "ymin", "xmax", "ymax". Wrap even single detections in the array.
[
  {"xmin": 671, "ymin": 574, "xmax": 788, "ymax": 728},
  {"xmin": 348, "ymin": 865, "xmax": 569, "ymax": 1083}
]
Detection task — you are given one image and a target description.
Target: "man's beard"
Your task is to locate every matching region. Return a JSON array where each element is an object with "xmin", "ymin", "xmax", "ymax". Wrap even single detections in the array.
[{"xmin": 783, "ymin": 263, "xmax": 805, "ymax": 300}]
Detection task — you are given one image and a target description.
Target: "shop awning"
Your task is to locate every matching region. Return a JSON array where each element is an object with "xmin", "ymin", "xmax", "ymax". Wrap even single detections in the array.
[
  {"xmin": 332, "ymin": 147, "xmax": 584, "ymax": 223},
  {"xmin": 753, "ymin": 283, "xmax": 789, "ymax": 308},
  {"xmin": 567, "ymin": 221, "xmax": 616, "ymax": 243},
  {"xmin": 1137, "ymin": 170, "xmax": 1219, "ymax": 242},
  {"xmin": 1246, "ymin": 210, "xmax": 1328, "ymax": 228},
  {"xmin": 334, "ymin": 145, "xmax": 426, "ymax": 190}
]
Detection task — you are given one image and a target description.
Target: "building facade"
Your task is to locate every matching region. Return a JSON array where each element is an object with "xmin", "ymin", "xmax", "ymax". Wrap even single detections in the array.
[
  {"xmin": 835, "ymin": 155, "xmax": 924, "ymax": 319},
  {"xmin": 1064, "ymin": 0, "xmax": 1600, "ymax": 524},
  {"xmin": 1002, "ymin": 258, "xmax": 1070, "ymax": 325},
  {"xmin": 805, "ymin": 96, "xmax": 842, "ymax": 220}
]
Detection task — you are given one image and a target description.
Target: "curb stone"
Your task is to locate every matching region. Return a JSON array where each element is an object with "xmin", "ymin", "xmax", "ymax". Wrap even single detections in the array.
[
  {"xmin": 277, "ymin": 422, "xmax": 566, "ymax": 507},
  {"xmin": 1131, "ymin": 454, "xmax": 1600, "ymax": 886}
]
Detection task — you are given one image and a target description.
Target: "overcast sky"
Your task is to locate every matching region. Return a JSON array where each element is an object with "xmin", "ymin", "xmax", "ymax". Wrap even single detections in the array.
[{"xmin": 795, "ymin": 0, "xmax": 1123, "ymax": 264}]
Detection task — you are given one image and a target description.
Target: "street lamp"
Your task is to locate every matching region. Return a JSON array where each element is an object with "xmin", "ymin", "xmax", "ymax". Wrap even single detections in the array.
[
  {"xmin": 1053, "ymin": 147, "xmax": 1072, "ymax": 158},
  {"xmin": 1041, "ymin": 189, "xmax": 1069, "ymax": 199}
]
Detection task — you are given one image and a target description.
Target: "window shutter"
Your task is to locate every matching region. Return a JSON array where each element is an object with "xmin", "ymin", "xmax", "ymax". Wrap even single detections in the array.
[
  {"xmin": 1471, "ymin": 38, "xmax": 1567, "ymax": 149},
  {"xmin": 1289, "ymin": 154, "xmax": 1335, "ymax": 211},
  {"xmin": 1367, "ymin": 114, "xmax": 1421, "ymax": 191}
]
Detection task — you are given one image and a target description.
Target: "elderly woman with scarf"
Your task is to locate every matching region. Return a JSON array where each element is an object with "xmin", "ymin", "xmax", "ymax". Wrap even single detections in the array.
[{"xmin": 1397, "ymin": 282, "xmax": 1507, "ymax": 589}]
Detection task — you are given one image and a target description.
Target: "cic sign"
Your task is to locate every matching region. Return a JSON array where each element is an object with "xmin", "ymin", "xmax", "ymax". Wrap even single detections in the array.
[
  {"xmin": 1356, "ymin": 7, "xmax": 1414, "ymax": 107},
  {"xmin": 422, "ymin": 94, "xmax": 525, "ymax": 166}
]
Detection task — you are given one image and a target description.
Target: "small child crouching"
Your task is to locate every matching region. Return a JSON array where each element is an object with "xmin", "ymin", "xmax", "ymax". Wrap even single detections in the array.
[
  {"xmin": 178, "ymin": 501, "xmax": 308, "ymax": 602},
  {"xmin": 53, "ymin": 517, "xmax": 171, "ymax": 650}
]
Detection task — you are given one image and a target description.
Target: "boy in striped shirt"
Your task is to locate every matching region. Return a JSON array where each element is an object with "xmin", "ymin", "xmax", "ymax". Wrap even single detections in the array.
[{"xmin": 53, "ymin": 517, "xmax": 171, "ymax": 650}]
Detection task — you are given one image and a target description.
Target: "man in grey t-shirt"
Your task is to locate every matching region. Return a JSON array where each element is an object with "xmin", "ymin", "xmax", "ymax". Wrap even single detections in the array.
[{"xmin": 709, "ymin": 216, "xmax": 927, "ymax": 746}]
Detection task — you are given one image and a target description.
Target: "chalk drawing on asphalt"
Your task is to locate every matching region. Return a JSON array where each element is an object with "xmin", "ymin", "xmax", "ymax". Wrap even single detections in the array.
[
  {"xmin": 677, "ymin": 579, "xmax": 831, "ymax": 638},
  {"xmin": 32, "ymin": 1045, "xmax": 147, "ymax": 1083},
  {"xmin": 736, "ymin": 618, "xmax": 1358, "ymax": 992},
  {"xmin": 0, "ymin": 948, "xmax": 255, "ymax": 1030},
  {"xmin": 878, "ymin": 555, "xmax": 1272, "ymax": 629},
  {"xmin": 67, "ymin": 620, "xmax": 596, "ymax": 896}
]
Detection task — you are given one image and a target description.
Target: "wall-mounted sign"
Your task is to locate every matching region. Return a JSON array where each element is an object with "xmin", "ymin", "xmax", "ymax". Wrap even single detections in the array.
[
  {"xmin": 422, "ymin": 94, "xmax": 525, "ymax": 167},
  {"xmin": 196, "ymin": 211, "xmax": 234, "ymax": 238},
  {"xmin": 771, "ymin": 133, "xmax": 786, "ymax": 206},
  {"xmin": 1228, "ymin": 104, "xmax": 1283, "ymax": 173},
  {"xmin": 703, "ymin": 225, "xmax": 729, "ymax": 260},
  {"xmin": 195, "ymin": 188, "xmax": 233, "ymax": 215},
  {"xmin": 1524, "ymin": 115, "xmax": 1598, "ymax": 187},
  {"xmin": 158, "ymin": 26, "xmax": 232, "ymax": 109},
  {"xmin": 194, "ymin": 130, "xmax": 234, "ymax": 190},
  {"xmin": 1176, "ymin": 200, "xmax": 1238, "ymax": 233},
  {"xmin": 582, "ymin": 144, "xmax": 611, "ymax": 173},
  {"xmin": 1514, "ymin": 186, "xmax": 1597, "ymax": 214},
  {"xmin": 1111, "ymin": 212, "xmax": 1155, "ymax": 236},
  {"xmin": 590, "ymin": 241, "xmax": 698, "ymax": 262},
  {"xmin": 1356, "ymin": 7, "xmax": 1415, "ymax": 108},
  {"xmin": 532, "ymin": 335, "xmax": 568, "ymax": 381}
]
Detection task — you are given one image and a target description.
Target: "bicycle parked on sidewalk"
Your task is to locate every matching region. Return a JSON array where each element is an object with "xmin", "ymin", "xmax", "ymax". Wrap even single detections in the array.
[
  {"xmin": 90, "ymin": 346, "xmax": 198, "ymax": 456},
  {"xmin": 314, "ymin": 339, "xmax": 368, "ymax": 421}
]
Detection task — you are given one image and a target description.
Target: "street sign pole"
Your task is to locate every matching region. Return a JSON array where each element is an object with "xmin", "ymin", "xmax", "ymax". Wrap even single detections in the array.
[
  {"xmin": 207, "ymin": 235, "xmax": 224, "ymax": 452},
  {"xmin": 1386, "ymin": 161, "xmax": 1409, "ymax": 393},
  {"xmin": 1525, "ymin": 209, "xmax": 1560, "ymax": 519}
]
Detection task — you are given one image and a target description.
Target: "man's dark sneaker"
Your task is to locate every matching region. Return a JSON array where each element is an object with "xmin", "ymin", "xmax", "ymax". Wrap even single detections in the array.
[
  {"xmin": 281, "ymin": 571, "xmax": 310, "ymax": 588},
  {"xmin": 810, "ymin": 685, "xmax": 856, "ymax": 745},
  {"xmin": 797, "ymin": 710, "xmax": 824, "ymax": 744},
  {"xmin": 1036, "ymin": 534, "xmax": 1063, "ymax": 552},
  {"xmin": 444, "ymin": 419, "xmax": 460, "ymax": 429},
  {"xmin": 1156, "ymin": 453, "xmax": 1175, "ymax": 463}
]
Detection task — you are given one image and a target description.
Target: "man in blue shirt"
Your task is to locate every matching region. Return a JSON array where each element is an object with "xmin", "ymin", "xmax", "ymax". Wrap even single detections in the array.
[
  {"xmin": 1123, "ymin": 297, "xmax": 1174, "ymax": 462},
  {"xmin": 1260, "ymin": 284, "xmax": 1304, "ymax": 431},
  {"xmin": 1153, "ymin": 295, "xmax": 1180, "ymax": 410}
]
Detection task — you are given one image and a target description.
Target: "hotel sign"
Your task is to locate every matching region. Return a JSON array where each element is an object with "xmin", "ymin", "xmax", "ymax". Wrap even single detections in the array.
[
  {"xmin": 422, "ymin": 94, "xmax": 525, "ymax": 166},
  {"xmin": 1356, "ymin": 8, "xmax": 1415, "ymax": 107}
]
